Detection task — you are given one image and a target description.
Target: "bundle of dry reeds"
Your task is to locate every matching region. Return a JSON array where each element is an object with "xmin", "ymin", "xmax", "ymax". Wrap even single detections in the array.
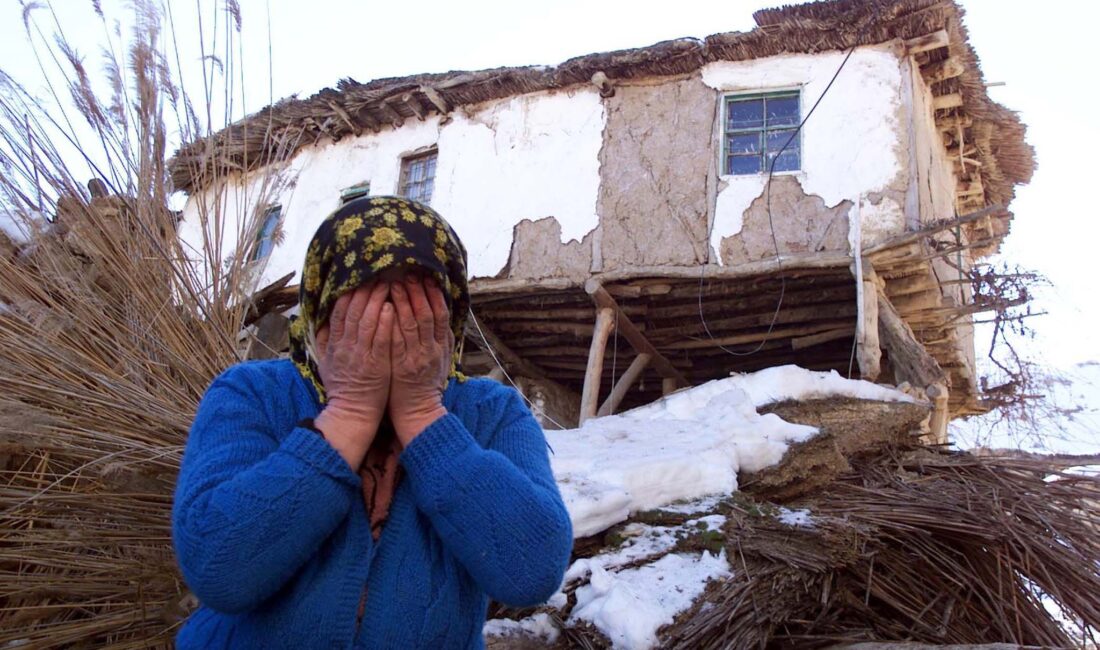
[
  {"xmin": 662, "ymin": 446, "xmax": 1100, "ymax": 648},
  {"xmin": 0, "ymin": 2, "xmax": 285, "ymax": 646}
]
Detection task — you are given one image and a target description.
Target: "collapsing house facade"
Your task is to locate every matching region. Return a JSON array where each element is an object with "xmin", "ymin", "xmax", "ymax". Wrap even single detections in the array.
[{"xmin": 171, "ymin": 0, "xmax": 1033, "ymax": 436}]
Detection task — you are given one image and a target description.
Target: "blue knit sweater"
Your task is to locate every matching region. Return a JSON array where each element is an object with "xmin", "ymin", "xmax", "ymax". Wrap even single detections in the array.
[{"xmin": 172, "ymin": 359, "xmax": 573, "ymax": 649}]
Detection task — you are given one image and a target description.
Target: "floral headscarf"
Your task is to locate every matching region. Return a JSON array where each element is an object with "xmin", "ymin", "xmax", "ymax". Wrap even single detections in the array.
[{"xmin": 288, "ymin": 196, "xmax": 470, "ymax": 403}]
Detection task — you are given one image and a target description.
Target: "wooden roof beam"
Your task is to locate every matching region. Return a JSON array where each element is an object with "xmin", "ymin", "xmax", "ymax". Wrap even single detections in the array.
[
  {"xmin": 585, "ymin": 279, "xmax": 689, "ymax": 387},
  {"xmin": 906, "ymin": 29, "xmax": 950, "ymax": 55},
  {"xmin": 419, "ymin": 85, "xmax": 451, "ymax": 114},
  {"xmin": 933, "ymin": 93, "xmax": 964, "ymax": 110},
  {"xmin": 401, "ymin": 92, "xmax": 427, "ymax": 121},
  {"xmin": 921, "ymin": 56, "xmax": 964, "ymax": 84},
  {"xmin": 376, "ymin": 100, "xmax": 405, "ymax": 129}
]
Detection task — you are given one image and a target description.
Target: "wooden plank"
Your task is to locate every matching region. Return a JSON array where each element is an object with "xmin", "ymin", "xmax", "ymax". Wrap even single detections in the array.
[
  {"xmin": 585, "ymin": 279, "xmax": 689, "ymax": 386},
  {"xmin": 664, "ymin": 320, "xmax": 852, "ymax": 350},
  {"xmin": 876, "ymin": 286, "xmax": 946, "ymax": 389},
  {"xmin": 662, "ymin": 377, "xmax": 678, "ymax": 396},
  {"xmin": 920, "ymin": 56, "xmax": 964, "ymax": 84},
  {"xmin": 597, "ymin": 353, "xmax": 651, "ymax": 417},
  {"xmin": 790, "ymin": 326, "xmax": 854, "ymax": 351},
  {"xmin": 932, "ymin": 93, "xmax": 964, "ymax": 110},
  {"xmin": 905, "ymin": 30, "xmax": 950, "ymax": 54},
  {"xmin": 855, "ymin": 264, "xmax": 882, "ymax": 380},
  {"xmin": 580, "ymin": 308, "xmax": 616, "ymax": 424}
]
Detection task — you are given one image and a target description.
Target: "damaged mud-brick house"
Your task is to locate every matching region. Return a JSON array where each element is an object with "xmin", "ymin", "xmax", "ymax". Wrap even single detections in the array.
[{"xmin": 170, "ymin": 0, "xmax": 1033, "ymax": 438}]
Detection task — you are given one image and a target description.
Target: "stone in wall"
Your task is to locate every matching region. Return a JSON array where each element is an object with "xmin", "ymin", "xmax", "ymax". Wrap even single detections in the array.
[
  {"xmin": 596, "ymin": 77, "xmax": 715, "ymax": 270},
  {"xmin": 719, "ymin": 176, "xmax": 852, "ymax": 265}
]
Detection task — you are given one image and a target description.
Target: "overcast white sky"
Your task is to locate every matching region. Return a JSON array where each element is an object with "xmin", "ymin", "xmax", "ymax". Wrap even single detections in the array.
[{"xmin": 2, "ymin": 0, "xmax": 1098, "ymax": 371}]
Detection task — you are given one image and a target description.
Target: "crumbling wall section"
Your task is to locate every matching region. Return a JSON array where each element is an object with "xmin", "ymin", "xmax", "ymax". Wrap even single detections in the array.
[
  {"xmin": 718, "ymin": 176, "xmax": 851, "ymax": 265},
  {"xmin": 594, "ymin": 77, "xmax": 716, "ymax": 270}
]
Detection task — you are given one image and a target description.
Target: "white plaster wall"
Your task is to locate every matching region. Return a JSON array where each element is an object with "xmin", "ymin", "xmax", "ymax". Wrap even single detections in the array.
[
  {"xmin": 179, "ymin": 88, "xmax": 605, "ymax": 284},
  {"xmin": 703, "ymin": 45, "xmax": 909, "ymax": 263}
]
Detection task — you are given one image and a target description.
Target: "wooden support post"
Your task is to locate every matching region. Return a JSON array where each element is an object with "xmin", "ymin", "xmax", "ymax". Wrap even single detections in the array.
[
  {"xmin": 662, "ymin": 378, "xmax": 678, "ymax": 396},
  {"xmin": 597, "ymin": 353, "xmax": 651, "ymax": 417},
  {"xmin": 877, "ymin": 286, "xmax": 946, "ymax": 389},
  {"xmin": 580, "ymin": 308, "xmax": 616, "ymax": 424},
  {"xmin": 926, "ymin": 382, "xmax": 950, "ymax": 444},
  {"xmin": 487, "ymin": 367, "xmax": 506, "ymax": 382},
  {"xmin": 854, "ymin": 264, "xmax": 882, "ymax": 381},
  {"xmin": 585, "ymin": 278, "xmax": 689, "ymax": 388}
]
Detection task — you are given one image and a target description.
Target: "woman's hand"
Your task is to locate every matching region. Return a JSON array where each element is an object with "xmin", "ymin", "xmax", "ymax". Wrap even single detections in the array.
[
  {"xmin": 389, "ymin": 273, "xmax": 452, "ymax": 445},
  {"xmin": 313, "ymin": 281, "xmax": 394, "ymax": 469}
]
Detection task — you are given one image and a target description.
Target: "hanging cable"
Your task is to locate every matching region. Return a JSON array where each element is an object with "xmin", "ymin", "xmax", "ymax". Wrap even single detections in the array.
[
  {"xmin": 697, "ymin": 42, "xmax": 860, "ymax": 357},
  {"xmin": 467, "ymin": 308, "xmax": 569, "ymax": 431}
]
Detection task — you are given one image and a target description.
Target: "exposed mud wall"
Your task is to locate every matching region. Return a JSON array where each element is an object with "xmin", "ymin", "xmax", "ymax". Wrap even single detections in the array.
[
  {"xmin": 703, "ymin": 46, "xmax": 911, "ymax": 262},
  {"xmin": 594, "ymin": 77, "xmax": 715, "ymax": 271},
  {"xmin": 718, "ymin": 176, "xmax": 851, "ymax": 265},
  {"xmin": 503, "ymin": 217, "xmax": 594, "ymax": 281}
]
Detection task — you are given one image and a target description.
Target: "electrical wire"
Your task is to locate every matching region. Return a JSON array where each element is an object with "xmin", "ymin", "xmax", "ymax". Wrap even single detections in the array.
[
  {"xmin": 467, "ymin": 308, "xmax": 569, "ymax": 431},
  {"xmin": 697, "ymin": 42, "xmax": 860, "ymax": 357}
]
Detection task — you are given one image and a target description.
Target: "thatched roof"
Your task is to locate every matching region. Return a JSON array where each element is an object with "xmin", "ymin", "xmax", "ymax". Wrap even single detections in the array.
[{"xmin": 169, "ymin": 0, "xmax": 1034, "ymax": 240}]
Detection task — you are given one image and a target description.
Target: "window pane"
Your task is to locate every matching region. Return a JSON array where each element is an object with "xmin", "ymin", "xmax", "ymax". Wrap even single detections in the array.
[
  {"xmin": 766, "ymin": 129, "xmax": 799, "ymax": 154},
  {"xmin": 767, "ymin": 150, "xmax": 800, "ymax": 172},
  {"xmin": 727, "ymin": 99, "xmax": 764, "ymax": 131},
  {"xmin": 728, "ymin": 133, "xmax": 761, "ymax": 155},
  {"xmin": 766, "ymin": 95, "xmax": 800, "ymax": 127},
  {"xmin": 728, "ymin": 154, "xmax": 761, "ymax": 175}
]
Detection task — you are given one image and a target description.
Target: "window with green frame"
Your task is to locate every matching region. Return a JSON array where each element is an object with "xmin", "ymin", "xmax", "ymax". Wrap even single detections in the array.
[
  {"xmin": 340, "ymin": 181, "xmax": 371, "ymax": 205},
  {"xmin": 724, "ymin": 91, "xmax": 801, "ymax": 175}
]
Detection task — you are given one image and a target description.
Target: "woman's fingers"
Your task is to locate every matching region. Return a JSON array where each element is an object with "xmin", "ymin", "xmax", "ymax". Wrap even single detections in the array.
[
  {"xmin": 390, "ymin": 281, "xmax": 419, "ymax": 349},
  {"xmin": 373, "ymin": 302, "xmax": 394, "ymax": 358},
  {"xmin": 404, "ymin": 275, "xmax": 435, "ymax": 348},
  {"xmin": 358, "ymin": 282, "xmax": 390, "ymax": 350},
  {"xmin": 425, "ymin": 277, "xmax": 450, "ymax": 345},
  {"xmin": 327, "ymin": 292, "xmax": 350, "ymax": 345},
  {"xmin": 343, "ymin": 284, "xmax": 373, "ymax": 345}
]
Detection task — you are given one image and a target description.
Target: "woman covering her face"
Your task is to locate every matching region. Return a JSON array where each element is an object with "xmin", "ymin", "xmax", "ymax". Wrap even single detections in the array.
[{"xmin": 171, "ymin": 196, "xmax": 573, "ymax": 649}]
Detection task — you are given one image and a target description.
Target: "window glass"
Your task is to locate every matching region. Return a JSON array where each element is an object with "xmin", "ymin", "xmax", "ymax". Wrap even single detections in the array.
[
  {"xmin": 400, "ymin": 151, "xmax": 437, "ymax": 205},
  {"xmin": 724, "ymin": 92, "xmax": 801, "ymax": 175},
  {"xmin": 727, "ymin": 99, "xmax": 764, "ymax": 131}
]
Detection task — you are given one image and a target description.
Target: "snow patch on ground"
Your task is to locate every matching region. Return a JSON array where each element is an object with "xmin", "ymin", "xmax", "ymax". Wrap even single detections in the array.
[
  {"xmin": 776, "ymin": 507, "xmax": 815, "ymax": 528},
  {"xmin": 569, "ymin": 551, "xmax": 731, "ymax": 650},
  {"xmin": 547, "ymin": 365, "xmax": 913, "ymax": 537},
  {"xmin": 483, "ymin": 613, "xmax": 560, "ymax": 644}
]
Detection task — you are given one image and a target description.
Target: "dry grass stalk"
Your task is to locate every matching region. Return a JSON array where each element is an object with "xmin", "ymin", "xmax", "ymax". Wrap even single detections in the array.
[{"xmin": 0, "ymin": 2, "xmax": 286, "ymax": 646}]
